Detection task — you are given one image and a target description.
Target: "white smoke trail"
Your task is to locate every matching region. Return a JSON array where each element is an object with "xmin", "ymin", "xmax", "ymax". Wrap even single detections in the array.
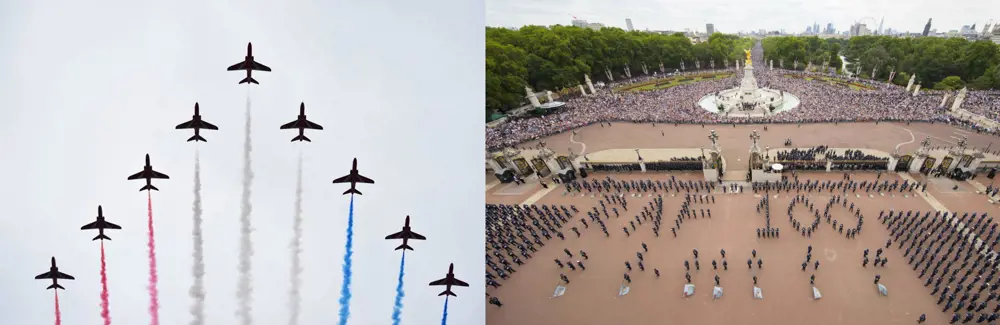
[
  {"xmin": 288, "ymin": 149, "xmax": 304, "ymax": 325},
  {"xmin": 237, "ymin": 92, "xmax": 256, "ymax": 325},
  {"xmin": 190, "ymin": 149, "xmax": 205, "ymax": 325}
]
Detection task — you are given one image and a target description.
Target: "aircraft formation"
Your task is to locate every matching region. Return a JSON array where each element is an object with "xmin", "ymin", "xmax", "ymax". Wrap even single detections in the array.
[{"xmin": 35, "ymin": 43, "xmax": 466, "ymax": 322}]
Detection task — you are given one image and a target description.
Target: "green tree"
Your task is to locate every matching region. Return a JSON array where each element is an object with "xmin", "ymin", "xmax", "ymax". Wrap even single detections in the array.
[
  {"xmin": 933, "ymin": 76, "xmax": 965, "ymax": 90},
  {"xmin": 487, "ymin": 25, "xmax": 735, "ymax": 115},
  {"xmin": 762, "ymin": 35, "xmax": 1000, "ymax": 89},
  {"xmin": 893, "ymin": 71, "xmax": 911, "ymax": 86}
]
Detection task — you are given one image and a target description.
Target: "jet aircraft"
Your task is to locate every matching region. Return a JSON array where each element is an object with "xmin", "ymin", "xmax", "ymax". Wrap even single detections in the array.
[
  {"xmin": 175, "ymin": 102, "xmax": 219, "ymax": 142},
  {"xmin": 332, "ymin": 158, "xmax": 374, "ymax": 195},
  {"xmin": 226, "ymin": 42, "xmax": 271, "ymax": 84},
  {"xmin": 126, "ymin": 154, "xmax": 170, "ymax": 191},
  {"xmin": 81, "ymin": 205, "xmax": 121, "ymax": 241},
  {"xmin": 34, "ymin": 257, "xmax": 75, "ymax": 290},
  {"xmin": 385, "ymin": 215, "xmax": 426, "ymax": 251},
  {"xmin": 428, "ymin": 263, "xmax": 468, "ymax": 297},
  {"xmin": 279, "ymin": 102, "xmax": 323, "ymax": 142}
]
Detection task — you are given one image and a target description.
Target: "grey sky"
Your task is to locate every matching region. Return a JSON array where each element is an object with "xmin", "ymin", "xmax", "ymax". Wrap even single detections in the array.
[
  {"xmin": 0, "ymin": 0, "xmax": 483, "ymax": 324},
  {"xmin": 487, "ymin": 0, "xmax": 996, "ymax": 34}
]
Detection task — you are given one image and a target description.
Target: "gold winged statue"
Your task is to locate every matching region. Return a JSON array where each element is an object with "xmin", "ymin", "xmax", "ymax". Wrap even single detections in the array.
[{"xmin": 744, "ymin": 49, "xmax": 752, "ymax": 67}]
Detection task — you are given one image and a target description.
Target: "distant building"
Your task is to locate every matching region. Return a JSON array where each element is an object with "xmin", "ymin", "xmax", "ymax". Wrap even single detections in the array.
[
  {"xmin": 825, "ymin": 23, "xmax": 835, "ymax": 34},
  {"xmin": 706, "ymin": 23, "xmax": 715, "ymax": 35},
  {"xmin": 626, "ymin": 18, "xmax": 634, "ymax": 31},
  {"xmin": 850, "ymin": 23, "xmax": 871, "ymax": 37},
  {"xmin": 923, "ymin": 18, "xmax": 932, "ymax": 36},
  {"xmin": 571, "ymin": 19, "xmax": 604, "ymax": 31}
]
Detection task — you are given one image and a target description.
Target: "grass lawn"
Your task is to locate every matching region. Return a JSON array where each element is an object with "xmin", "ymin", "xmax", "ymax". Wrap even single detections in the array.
[
  {"xmin": 785, "ymin": 74, "xmax": 874, "ymax": 90},
  {"xmin": 617, "ymin": 73, "xmax": 734, "ymax": 92}
]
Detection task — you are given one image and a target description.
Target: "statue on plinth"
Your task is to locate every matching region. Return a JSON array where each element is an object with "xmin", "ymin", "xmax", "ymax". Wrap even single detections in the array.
[
  {"xmin": 749, "ymin": 129, "xmax": 762, "ymax": 155},
  {"xmin": 916, "ymin": 136, "xmax": 931, "ymax": 157},
  {"xmin": 951, "ymin": 136, "xmax": 969, "ymax": 157},
  {"xmin": 744, "ymin": 49, "xmax": 752, "ymax": 67}
]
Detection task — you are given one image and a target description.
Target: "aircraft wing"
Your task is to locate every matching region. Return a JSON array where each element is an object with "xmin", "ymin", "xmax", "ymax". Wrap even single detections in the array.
[
  {"xmin": 386, "ymin": 230, "xmax": 425, "ymax": 240},
  {"xmin": 127, "ymin": 170, "xmax": 146, "ymax": 180},
  {"xmin": 34, "ymin": 271, "xmax": 54, "ymax": 279},
  {"xmin": 175, "ymin": 120, "xmax": 196, "ymax": 129},
  {"xmin": 251, "ymin": 61, "xmax": 271, "ymax": 72},
  {"xmin": 429, "ymin": 276, "xmax": 468, "ymax": 287},
  {"xmin": 150, "ymin": 170, "xmax": 169, "ymax": 179},
  {"xmin": 104, "ymin": 221, "xmax": 122, "ymax": 230},
  {"xmin": 81, "ymin": 221, "xmax": 99, "ymax": 230},
  {"xmin": 331, "ymin": 174, "xmax": 352, "ymax": 183},
  {"xmin": 56, "ymin": 272, "xmax": 74, "ymax": 280},
  {"xmin": 227, "ymin": 61, "xmax": 246, "ymax": 71},
  {"xmin": 385, "ymin": 230, "xmax": 407, "ymax": 240},
  {"xmin": 356, "ymin": 174, "xmax": 374, "ymax": 184},
  {"xmin": 332, "ymin": 173, "xmax": 375, "ymax": 184},
  {"xmin": 201, "ymin": 120, "xmax": 219, "ymax": 130},
  {"xmin": 279, "ymin": 120, "xmax": 300, "ymax": 130},
  {"xmin": 302, "ymin": 120, "xmax": 323, "ymax": 130}
]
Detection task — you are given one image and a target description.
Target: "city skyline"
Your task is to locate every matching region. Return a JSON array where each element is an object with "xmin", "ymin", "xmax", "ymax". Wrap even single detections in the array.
[{"xmin": 487, "ymin": 0, "xmax": 991, "ymax": 34}]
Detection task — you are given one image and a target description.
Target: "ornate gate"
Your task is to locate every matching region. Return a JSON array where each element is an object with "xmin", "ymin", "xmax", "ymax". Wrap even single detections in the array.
[
  {"xmin": 513, "ymin": 158, "xmax": 534, "ymax": 176},
  {"xmin": 493, "ymin": 157, "xmax": 509, "ymax": 169},
  {"xmin": 920, "ymin": 157, "xmax": 937, "ymax": 174},
  {"xmin": 895, "ymin": 155, "xmax": 912, "ymax": 172},
  {"xmin": 531, "ymin": 158, "xmax": 551, "ymax": 177},
  {"xmin": 556, "ymin": 156, "xmax": 572, "ymax": 170},
  {"xmin": 938, "ymin": 156, "xmax": 955, "ymax": 172}
]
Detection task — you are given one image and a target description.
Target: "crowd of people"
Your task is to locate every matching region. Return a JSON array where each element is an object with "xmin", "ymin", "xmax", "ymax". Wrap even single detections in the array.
[
  {"xmin": 776, "ymin": 146, "xmax": 828, "ymax": 161},
  {"xmin": 486, "ymin": 46, "xmax": 999, "ymax": 151}
]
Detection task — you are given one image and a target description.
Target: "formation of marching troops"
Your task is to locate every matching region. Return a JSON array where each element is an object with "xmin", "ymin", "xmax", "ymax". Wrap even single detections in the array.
[
  {"xmin": 883, "ymin": 209, "xmax": 1000, "ymax": 323},
  {"xmin": 565, "ymin": 175, "xmax": 717, "ymax": 195},
  {"xmin": 751, "ymin": 173, "xmax": 925, "ymax": 194},
  {"xmin": 486, "ymin": 203, "xmax": 579, "ymax": 290},
  {"xmin": 487, "ymin": 172, "xmax": 990, "ymax": 324}
]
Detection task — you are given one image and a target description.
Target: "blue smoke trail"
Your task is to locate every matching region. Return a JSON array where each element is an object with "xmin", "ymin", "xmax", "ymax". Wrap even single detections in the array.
[
  {"xmin": 391, "ymin": 251, "xmax": 406, "ymax": 325},
  {"xmin": 440, "ymin": 296, "xmax": 449, "ymax": 325},
  {"xmin": 337, "ymin": 194, "xmax": 355, "ymax": 325}
]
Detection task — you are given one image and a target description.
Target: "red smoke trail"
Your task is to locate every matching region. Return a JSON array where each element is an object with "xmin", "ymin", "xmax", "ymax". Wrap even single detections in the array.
[
  {"xmin": 100, "ymin": 241, "xmax": 111, "ymax": 325},
  {"xmin": 147, "ymin": 192, "xmax": 160, "ymax": 325},
  {"xmin": 54, "ymin": 290, "xmax": 61, "ymax": 325}
]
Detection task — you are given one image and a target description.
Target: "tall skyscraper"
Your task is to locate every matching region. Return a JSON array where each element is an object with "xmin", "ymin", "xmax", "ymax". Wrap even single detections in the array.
[
  {"xmin": 706, "ymin": 23, "xmax": 715, "ymax": 35},
  {"xmin": 626, "ymin": 18, "xmax": 634, "ymax": 31},
  {"xmin": 923, "ymin": 18, "xmax": 933, "ymax": 36}
]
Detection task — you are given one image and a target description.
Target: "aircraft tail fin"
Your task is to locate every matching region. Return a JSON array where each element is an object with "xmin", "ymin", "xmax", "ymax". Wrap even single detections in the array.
[
  {"xmin": 187, "ymin": 134, "xmax": 207, "ymax": 142},
  {"xmin": 140, "ymin": 184, "xmax": 159, "ymax": 192},
  {"xmin": 438, "ymin": 289, "xmax": 456, "ymax": 297},
  {"xmin": 343, "ymin": 188, "xmax": 362, "ymax": 196},
  {"xmin": 47, "ymin": 283, "xmax": 65, "ymax": 290},
  {"xmin": 93, "ymin": 234, "xmax": 111, "ymax": 241},
  {"xmin": 291, "ymin": 135, "xmax": 312, "ymax": 142},
  {"xmin": 395, "ymin": 243, "xmax": 414, "ymax": 251},
  {"xmin": 239, "ymin": 77, "xmax": 259, "ymax": 85}
]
